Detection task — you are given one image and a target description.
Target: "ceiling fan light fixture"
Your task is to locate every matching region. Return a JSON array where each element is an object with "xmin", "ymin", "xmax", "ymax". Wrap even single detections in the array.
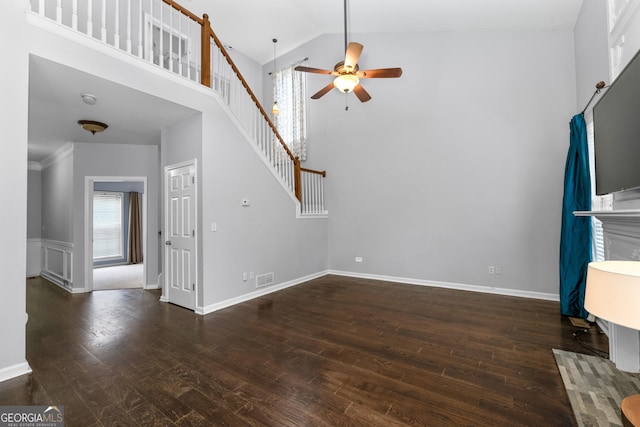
[
  {"xmin": 78, "ymin": 120, "xmax": 108, "ymax": 135},
  {"xmin": 333, "ymin": 74, "xmax": 359, "ymax": 93}
]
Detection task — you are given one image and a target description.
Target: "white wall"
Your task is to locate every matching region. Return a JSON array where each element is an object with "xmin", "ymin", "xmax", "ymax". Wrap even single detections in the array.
[
  {"xmin": 24, "ymin": 3, "xmax": 328, "ymax": 308},
  {"xmin": 162, "ymin": 113, "xmax": 203, "ymax": 301},
  {"xmin": 0, "ymin": 0, "xmax": 31, "ymax": 382},
  {"xmin": 41, "ymin": 150, "xmax": 74, "ymax": 243},
  {"xmin": 272, "ymin": 31, "xmax": 578, "ymax": 297},
  {"xmin": 574, "ymin": 0, "xmax": 609, "ymax": 114},
  {"xmin": 73, "ymin": 143, "xmax": 160, "ymax": 290},
  {"xmin": 200, "ymin": 107, "xmax": 328, "ymax": 309}
]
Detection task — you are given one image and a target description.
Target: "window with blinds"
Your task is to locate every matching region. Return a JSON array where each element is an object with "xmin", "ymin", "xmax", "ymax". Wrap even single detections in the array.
[
  {"xmin": 93, "ymin": 192, "xmax": 124, "ymax": 260},
  {"xmin": 273, "ymin": 59, "xmax": 307, "ymax": 160},
  {"xmin": 586, "ymin": 113, "xmax": 607, "ymax": 261}
]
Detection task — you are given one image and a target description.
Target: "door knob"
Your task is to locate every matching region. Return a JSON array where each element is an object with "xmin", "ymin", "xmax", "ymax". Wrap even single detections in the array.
[{"xmin": 165, "ymin": 241, "xmax": 172, "ymax": 245}]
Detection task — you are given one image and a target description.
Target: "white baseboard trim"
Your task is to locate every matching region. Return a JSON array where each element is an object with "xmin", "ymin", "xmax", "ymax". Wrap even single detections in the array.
[
  {"xmin": 327, "ymin": 270, "xmax": 560, "ymax": 302},
  {"xmin": 0, "ymin": 361, "xmax": 32, "ymax": 383},
  {"xmin": 40, "ymin": 271, "xmax": 86, "ymax": 294},
  {"xmin": 144, "ymin": 283, "xmax": 161, "ymax": 290},
  {"xmin": 195, "ymin": 271, "xmax": 328, "ymax": 315}
]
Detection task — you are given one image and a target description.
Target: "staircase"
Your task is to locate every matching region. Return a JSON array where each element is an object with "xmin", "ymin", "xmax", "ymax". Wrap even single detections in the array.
[{"xmin": 29, "ymin": 0, "xmax": 327, "ymax": 216}]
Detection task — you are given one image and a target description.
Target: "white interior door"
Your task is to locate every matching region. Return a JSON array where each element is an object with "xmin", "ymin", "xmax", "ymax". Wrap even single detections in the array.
[{"xmin": 165, "ymin": 163, "xmax": 196, "ymax": 310}]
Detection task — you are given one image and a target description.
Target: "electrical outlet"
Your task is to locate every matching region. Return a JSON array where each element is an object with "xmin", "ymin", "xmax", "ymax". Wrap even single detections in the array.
[
  {"xmin": 495, "ymin": 266, "xmax": 502, "ymax": 275},
  {"xmin": 242, "ymin": 272, "xmax": 248, "ymax": 281},
  {"xmin": 355, "ymin": 256, "xmax": 363, "ymax": 263},
  {"xmin": 249, "ymin": 271, "xmax": 255, "ymax": 280},
  {"xmin": 488, "ymin": 266, "xmax": 495, "ymax": 275}
]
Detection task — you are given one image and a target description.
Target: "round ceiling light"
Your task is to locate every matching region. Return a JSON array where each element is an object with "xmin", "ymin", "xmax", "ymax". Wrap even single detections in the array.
[
  {"xmin": 81, "ymin": 93, "xmax": 97, "ymax": 105},
  {"xmin": 78, "ymin": 120, "xmax": 108, "ymax": 135}
]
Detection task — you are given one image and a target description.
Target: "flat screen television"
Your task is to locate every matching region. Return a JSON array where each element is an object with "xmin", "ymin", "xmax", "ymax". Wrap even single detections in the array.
[{"xmin": 593, "ymin": 48, "xmax": 640, "ymax": 195}]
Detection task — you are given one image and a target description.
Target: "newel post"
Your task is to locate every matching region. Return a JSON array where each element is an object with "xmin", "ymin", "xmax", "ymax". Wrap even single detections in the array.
[
  {"xmin": 200, "ymin": 14, "xmax": 211, "ymax": 87},
  {"xmin": 294, "ymin": 157, "xmax": 302, "ymax": 203}
]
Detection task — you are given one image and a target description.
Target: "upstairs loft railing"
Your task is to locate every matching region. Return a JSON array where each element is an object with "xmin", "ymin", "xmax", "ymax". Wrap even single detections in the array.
[{"xmin": 29, "ymin": 0, "xmax": 326, "ymax": 216}]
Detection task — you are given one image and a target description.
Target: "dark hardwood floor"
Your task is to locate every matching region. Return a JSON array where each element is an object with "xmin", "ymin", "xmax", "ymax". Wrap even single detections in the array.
[{"xmin": 0, "ymin": 275, "xmax": 607, "ymax": 426}]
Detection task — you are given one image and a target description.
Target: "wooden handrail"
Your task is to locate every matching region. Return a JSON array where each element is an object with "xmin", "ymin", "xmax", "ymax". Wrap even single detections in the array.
[
  {"xmin": 161, "ymin": 0, "xmax": 203, "ymax": 24},
  {"xmin": 300, "ymin": 167, "xmax": 327, "ymax": 177},
  {"xmin": 204, "ymin": 20, "xmax": 305, "ymax": 202},
  {"xmin": 204, "ymin": 22, "xmax": 297, "ymax": 164},
  {"xmin": 158, "ymin": 0, "xmax": 319, "ymax": 204}
]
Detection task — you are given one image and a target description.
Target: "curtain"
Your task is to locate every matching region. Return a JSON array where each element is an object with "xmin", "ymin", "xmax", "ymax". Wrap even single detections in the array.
[
  {"xmin": 128, "ymin": 192, "xmax": 143, "ymax": 264},
  {"xmin": 560, "ymin": 114, "xmax": 592, "ymax": 318},
  {"xmin": 273, "ymin": 59, "xmax": 307, "ymax": 160}
]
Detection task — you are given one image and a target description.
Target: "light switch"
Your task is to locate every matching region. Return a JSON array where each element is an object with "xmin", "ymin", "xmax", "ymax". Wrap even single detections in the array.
[{"xmin": 211, "ymin": 222, "xmax": 217, "ymax": 232}]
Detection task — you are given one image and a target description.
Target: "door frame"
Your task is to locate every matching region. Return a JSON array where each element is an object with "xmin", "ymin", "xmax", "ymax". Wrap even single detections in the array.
[
  {"xmin": 84, "ymin": 176, "xmax": 148, "ymax": 292},
  {"xmin": 162, "ymin": 159, "xmax": 198, "ymax": 310}
]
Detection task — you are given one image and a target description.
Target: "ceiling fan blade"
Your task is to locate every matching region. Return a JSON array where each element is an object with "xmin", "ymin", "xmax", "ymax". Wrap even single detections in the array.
[
  {"xmin": 357, "ymin": 68, "xmax": 403, "ymax": 78},
  {"xmin": 344, "ymin": 42, "xmax": 364, "ymax": 72},
  {"xmin": 294, "ymin": 66, "xmax": 336, "ymax": 75},
  {"xmin": 311, "ymin": 83, "xmax": 336, "ymax": 100},
  {"xmin": 353, "ymin": 84, "xmax": 371, "ymax": 103}
]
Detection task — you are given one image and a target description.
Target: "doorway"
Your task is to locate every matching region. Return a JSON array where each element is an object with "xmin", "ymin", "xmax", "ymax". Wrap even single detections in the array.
[{"xmin": 85, "ymin": 177, "xmax": 148, "ymax": 292}]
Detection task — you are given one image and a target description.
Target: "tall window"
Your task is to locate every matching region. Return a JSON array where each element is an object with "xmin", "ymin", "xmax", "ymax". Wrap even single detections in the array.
[
  {"xmin": 586, "ymin": 113, "xmax": 608, "ymax": 261},
  {"xmin": 93, "ymin": 192, "xmax": 124, "ymax": 260},
  {"xmin": 273, "ymin": 60, "xmax": 307, "ymax": 160}
]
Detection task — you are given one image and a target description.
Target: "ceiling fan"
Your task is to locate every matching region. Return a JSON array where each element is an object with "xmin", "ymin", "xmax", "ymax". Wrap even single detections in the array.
[{"xmin": 294, "ymin": 0, "xmax": 402, "ymax": 103}]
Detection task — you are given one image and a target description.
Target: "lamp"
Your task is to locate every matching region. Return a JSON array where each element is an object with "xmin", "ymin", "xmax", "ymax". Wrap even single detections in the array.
[
  {"xmin": 585, "ymin": 261, "xmax": 640, "ymax": 331},
  {"xmin": 271, "ymin": 38, "xmax": 279, "ymax": 115},
  {"xmin": 78, "ymin": 120, "xmax": 108, "ymax": 135},
  {"xmin": 333, "ymin": 74, "xmax": 359, "ymax": 93},
  {"xmin": 585, "ymin": 260, "xmax": 640, "ymax": 426}
]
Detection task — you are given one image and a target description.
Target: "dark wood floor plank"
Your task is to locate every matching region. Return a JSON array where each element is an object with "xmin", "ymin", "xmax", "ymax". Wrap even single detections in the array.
[{"xmin": 0, "ymin": 275, "xmax": 609, "ymax": 426}]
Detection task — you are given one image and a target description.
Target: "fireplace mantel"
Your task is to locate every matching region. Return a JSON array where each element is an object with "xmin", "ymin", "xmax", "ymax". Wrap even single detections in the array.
[
  {"xmin": 574, "ymin": 210, "xmax": 640, "ymax": 372},
  {"xmin": 574, "ymin": 210, "xmax": 640, "ymax": 219}
]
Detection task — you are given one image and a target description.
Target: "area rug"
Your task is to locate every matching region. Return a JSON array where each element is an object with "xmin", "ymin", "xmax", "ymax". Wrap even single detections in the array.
[{"xmin": 554, "ymin": 349, "xmax": 640, "ymax": 426}]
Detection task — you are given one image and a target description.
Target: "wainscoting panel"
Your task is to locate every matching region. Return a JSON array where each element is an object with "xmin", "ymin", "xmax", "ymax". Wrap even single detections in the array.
[{"xmin": 41, "ymin": 239, "xmax": 73, "ymax": 291}]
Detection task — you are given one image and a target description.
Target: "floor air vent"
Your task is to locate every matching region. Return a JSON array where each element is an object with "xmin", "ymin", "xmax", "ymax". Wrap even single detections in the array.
[{"xmin": 255, "ymin": 272, "xmax": 274, "ymax": 288}]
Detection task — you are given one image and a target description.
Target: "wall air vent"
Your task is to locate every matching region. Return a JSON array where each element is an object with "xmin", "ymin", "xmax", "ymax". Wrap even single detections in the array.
[{"xmin": 255, "ymin": 272, "xmax": 275, "ymax": 288}]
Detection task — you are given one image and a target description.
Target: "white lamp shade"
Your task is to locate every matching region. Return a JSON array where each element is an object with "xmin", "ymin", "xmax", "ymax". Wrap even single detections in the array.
[
  {"xmin": 585, "ymin": 261, "xmax": 640, "ymax": 330},
  {"xmin": 333, "ymin": 74, "xmax": 359, "ymax": 93}
]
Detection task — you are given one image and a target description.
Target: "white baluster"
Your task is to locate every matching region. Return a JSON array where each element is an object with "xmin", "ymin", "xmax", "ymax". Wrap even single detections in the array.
[
  {"xmin": 56, "ymin": 0, "xmax": 62, "ymax": 23},
  {"xmin": 87, "ymin": 0, "xmax": 93, "ymax": 37},
  {"xmin": 169, "ymin": 6, "xmax": 174, "ymax": 73},
  {"xmin": 101, "ymin": 0, "xmax": 106, "ymax": 42},
  {"xmin": 114, "ymin": 0, "xmax": 120, "ymax": 48},
  {"xmin": 126, "ymin": 0, "xmax": 131, "ymax": 53},
  {"xmin": 175, "ymin": 9, "xmax": 180, "ymax": 74},
  {"xmin": 137, "ymin": 0, "xmax": 143, "ymax": 58},
  {"xmin": 37, "ymin": 0, "xmax": 44, "ymax": 16},
  {"xmin": 149, "ymin": 0, "xmax": 153, "ymax": 63},
  {"xmin": 72, "ymin": 0, "xmax": 78, "ymax": 30},
  {"xmin": 159, "ymin": 1, "xmax": 163, "ymax": 69}
]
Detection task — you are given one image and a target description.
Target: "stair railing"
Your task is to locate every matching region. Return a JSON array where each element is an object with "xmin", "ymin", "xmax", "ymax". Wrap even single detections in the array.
[{"xmin": 29, "ymin": 0, "xmax": 327, "ymax": 215}]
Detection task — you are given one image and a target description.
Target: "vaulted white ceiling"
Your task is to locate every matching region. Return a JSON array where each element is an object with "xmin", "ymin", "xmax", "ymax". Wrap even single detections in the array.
[
  {"xmin": 27, "ymin": 0, "xmax": 584, "ymax": 163},
  {"xmin": 185, "ymin": 0, "xmax": 584, "ymax": 64}
]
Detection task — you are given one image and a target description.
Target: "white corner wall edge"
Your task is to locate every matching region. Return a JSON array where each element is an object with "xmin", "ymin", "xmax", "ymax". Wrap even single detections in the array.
[
  {"xmin": 0, "ymin": 362, "xmax": 32, "ymax": 383},
  {"xmin": 196, "ymin": 271, "xmax": 329, "ymax": 315},
  {"xmin": 328, "ymin": 270, "xmax": 560, "ymax": 302}
]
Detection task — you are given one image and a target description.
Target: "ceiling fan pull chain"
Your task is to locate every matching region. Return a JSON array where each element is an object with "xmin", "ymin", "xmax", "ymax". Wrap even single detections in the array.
[{"xmin": 345, "ymin": 93, "xmax": 349, "ymax": 111}]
